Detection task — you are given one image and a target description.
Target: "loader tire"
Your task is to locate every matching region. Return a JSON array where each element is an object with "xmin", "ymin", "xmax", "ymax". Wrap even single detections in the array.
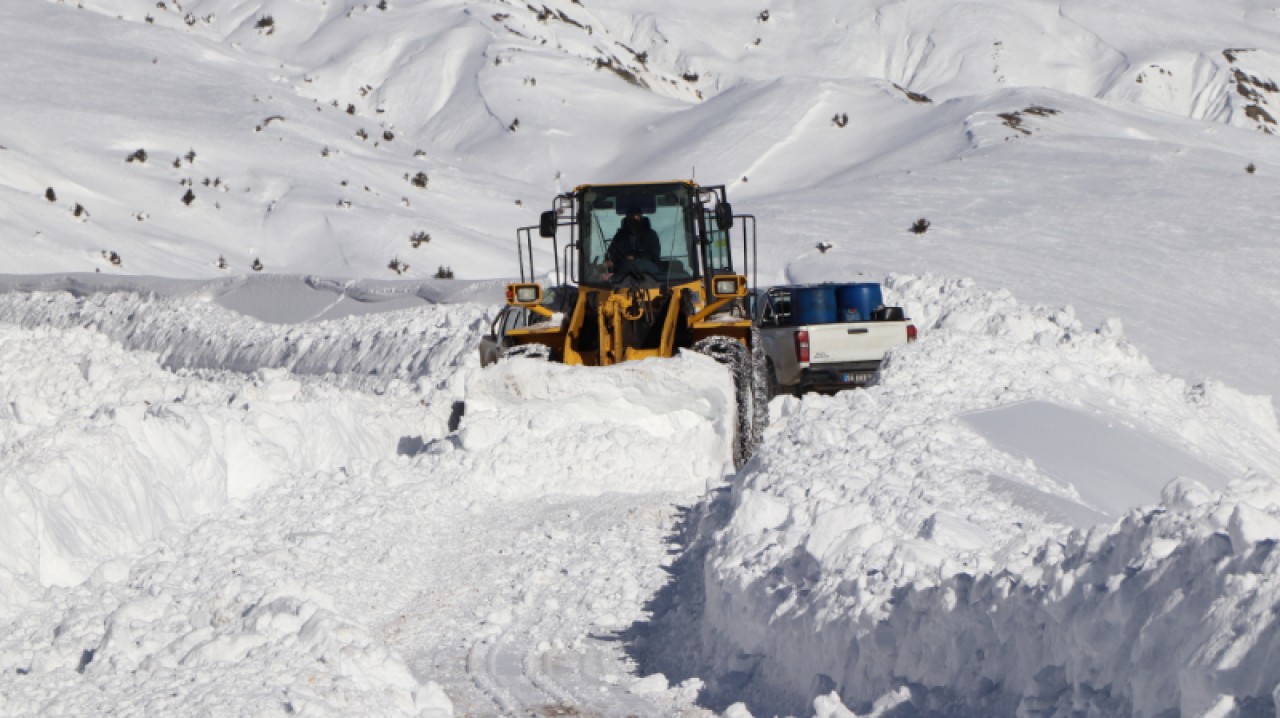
[
  {"xmin": 503, "ymin": 342, "xmax": 552, "ymax": 362},
  {"xmin": 693, "ymin": 335, "xmax": 763, "ymax": 469},
  {"xmin": 750, "ymin": 327, "xmax": 770, "ymax": 439}
]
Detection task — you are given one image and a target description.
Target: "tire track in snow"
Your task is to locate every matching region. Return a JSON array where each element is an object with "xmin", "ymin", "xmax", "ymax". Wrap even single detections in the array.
[{"xmin": 390, "ymin": 493, "xmax": 709, "ymax": 717}]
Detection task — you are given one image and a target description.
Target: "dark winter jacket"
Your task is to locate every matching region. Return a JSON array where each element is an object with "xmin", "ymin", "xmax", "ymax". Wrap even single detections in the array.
[{"xmin": 607, "ymin": 216, "xmax": 661, "ymax": 268}]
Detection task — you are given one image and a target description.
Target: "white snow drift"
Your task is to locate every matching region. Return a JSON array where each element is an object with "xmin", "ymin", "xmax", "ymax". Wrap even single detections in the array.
[
  {"xmin": 0, "ymin": 307, "xmax": 737, "ymax": 717},
  {"xmin": 4, "ymin": 0, "xmax": 1280, "ymax": 714},
  {"xmin": 693, "ymin": 275, "xmax": 1280, "ymax": 717}
]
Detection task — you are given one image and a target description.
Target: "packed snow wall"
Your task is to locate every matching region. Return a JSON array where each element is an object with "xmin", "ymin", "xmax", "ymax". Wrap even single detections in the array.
[
  {"xmin": 0, "ymin": 292, "xmax": 737, "ymax": 617},
  {"xmin": 0, "ymin": 283, "xmax": 490, "ymax": 386},
  {"xmin": 0, "ymin": 299, "xmax": 738, "ymax": 716},
  {"xmin": 688, "ymin": 275, "xmax": 1280, "ymax": 717}
]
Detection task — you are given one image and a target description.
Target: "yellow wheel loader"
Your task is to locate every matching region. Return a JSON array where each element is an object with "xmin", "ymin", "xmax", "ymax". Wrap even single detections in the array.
[{"xmin": 501, "ymin": 180, "xmax": 767, "ymax": 466}]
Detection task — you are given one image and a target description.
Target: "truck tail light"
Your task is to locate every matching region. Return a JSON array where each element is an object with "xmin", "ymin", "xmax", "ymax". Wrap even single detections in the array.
[
  {"xmin": 907, "ymin": 324, "xmax": 918, "ymax": 342},
  {"xmin": 795, "ymin": 330, "xmax": 810, "ymax": 363}
]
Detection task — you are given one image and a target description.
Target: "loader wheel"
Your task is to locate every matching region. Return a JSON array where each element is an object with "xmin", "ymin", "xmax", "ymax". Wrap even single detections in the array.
[
  {"xmin": 764, "ymin": 358, "xmax": 779, "ymax": 402},
  {"xmin": 503, "ymin": 342, "xmax": 552, "ymax": 362},
  {"xmin": 750, "ymin": 328, "xmax": 770, "ymax": 449},
  {"xmin": 693, "ymin": 335, "xmax": 764, "ymax": 468}
]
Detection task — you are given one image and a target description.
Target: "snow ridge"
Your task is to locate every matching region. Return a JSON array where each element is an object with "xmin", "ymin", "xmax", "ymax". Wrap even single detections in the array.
[
  {"xmin": 683, "ymin": 274, "xmax": 1280, "ymax": 717},
  {"xmin": 0, "ymin": 288, "xmax": 489, "ymax": 388}
]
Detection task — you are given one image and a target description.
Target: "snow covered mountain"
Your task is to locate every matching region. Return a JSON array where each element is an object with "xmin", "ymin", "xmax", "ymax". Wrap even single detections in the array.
[{"xmin": 4, "ymin": 0, "xmax": 1280, "ymax": 715}]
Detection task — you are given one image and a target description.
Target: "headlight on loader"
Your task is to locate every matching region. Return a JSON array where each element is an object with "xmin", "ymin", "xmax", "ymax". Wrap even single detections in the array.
[
  {"xmin": 506, "ymin": 283, "xmax": 543, "ymax": 306},
  {"xmin": 712, "ymin": 275, "xmax": 746, "ymax": 298}
]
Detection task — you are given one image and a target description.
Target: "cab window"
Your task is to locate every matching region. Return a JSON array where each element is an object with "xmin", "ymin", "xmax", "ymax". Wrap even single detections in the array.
[{"xmin": 580, "ymin": 184, "xmax": 697, "ymax": 285}]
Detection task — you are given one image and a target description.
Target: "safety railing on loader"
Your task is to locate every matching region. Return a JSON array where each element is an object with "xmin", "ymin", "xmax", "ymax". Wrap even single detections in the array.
[
  {"xmin": 736, "ymin": 214, "xmax": 758, "ymax": 293},
  {"xmin": 515, "ymin": 193, "xmax": 575, "ymax": 285}
]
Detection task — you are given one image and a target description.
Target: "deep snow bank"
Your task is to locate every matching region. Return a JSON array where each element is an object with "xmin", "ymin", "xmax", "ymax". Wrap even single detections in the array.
[
  {"xmin": 0, "ymin": 319, "xmax": 737, "ymax": 716},
  {"xmin": 0, "ymin": 323, "xmax": 434, "ymax": 617},
  {"xmin": 0, "ymin": 285, "xmax": 489, "ymax": 386},
  {"xmin": 426, "ymin": 352, "xmax": 737, "ymax": 498},
  {"xmin": 694, "ymin": 274, "xmax": 1280, "ymax": 716}
]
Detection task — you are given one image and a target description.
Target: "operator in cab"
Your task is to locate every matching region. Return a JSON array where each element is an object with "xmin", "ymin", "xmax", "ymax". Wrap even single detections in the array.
[{"xmin": 604, "ymin": 211, "xmax": 662, "ymax": 280}]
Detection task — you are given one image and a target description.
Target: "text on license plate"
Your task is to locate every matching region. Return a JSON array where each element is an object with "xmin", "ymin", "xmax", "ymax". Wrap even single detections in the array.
[{"xmin": 842, "ymin": 372, "xmax": 873, "ymax": 384}]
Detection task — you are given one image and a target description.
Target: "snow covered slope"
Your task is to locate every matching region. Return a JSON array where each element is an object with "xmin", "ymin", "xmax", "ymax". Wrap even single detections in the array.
[{"xmin": 5, "ymin": 0, "xmax": 1280, "ymax": 715}]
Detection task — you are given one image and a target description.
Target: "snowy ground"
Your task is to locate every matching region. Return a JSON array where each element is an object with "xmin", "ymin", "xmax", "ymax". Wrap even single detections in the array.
[
  {"xmin": 5, "ymin": 0, "xmax": 1280, "ymax": 715},
  {"xmin": 2, "ymin": 277, "xmax": 1279, "ymax": 717},
  {"xmin": 0, "ymin": 302, "xmax": 735, "ymax": 716}
]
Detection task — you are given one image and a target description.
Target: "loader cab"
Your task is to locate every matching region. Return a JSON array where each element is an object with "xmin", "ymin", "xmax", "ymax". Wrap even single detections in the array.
[
  {"xmin": 523, "ymin": 180, "xmax": 753, "ymax": 304},
  {"xmin": 578, "ymin": 182, "xmax": 699, "ymax": 288}
]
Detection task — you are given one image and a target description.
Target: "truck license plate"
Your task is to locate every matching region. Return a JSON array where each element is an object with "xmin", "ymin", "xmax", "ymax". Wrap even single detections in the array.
[{"xmin": 842, "ymin": 372, "xmax": 873, "ymax": 384}]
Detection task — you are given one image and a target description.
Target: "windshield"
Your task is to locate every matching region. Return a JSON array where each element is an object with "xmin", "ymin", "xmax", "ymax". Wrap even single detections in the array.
[{"xmin": 579, "ymin": 183, "xmax": 697, "ymax": 286}]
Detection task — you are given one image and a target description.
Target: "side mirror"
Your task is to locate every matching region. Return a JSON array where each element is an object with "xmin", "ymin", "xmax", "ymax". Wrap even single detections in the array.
[
  {"xmin": 539, "ymin": 210, "xmax": 557, "ymax": 238},
  {"xmin": 714, "ymin": 202, "xmax": 734, "ymax": 230}
]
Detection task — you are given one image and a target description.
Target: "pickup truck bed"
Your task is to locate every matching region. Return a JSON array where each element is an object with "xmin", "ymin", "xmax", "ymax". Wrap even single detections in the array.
[{"xmin": 752, "ymin": 286, "xmax": 915, "ymax": 395}]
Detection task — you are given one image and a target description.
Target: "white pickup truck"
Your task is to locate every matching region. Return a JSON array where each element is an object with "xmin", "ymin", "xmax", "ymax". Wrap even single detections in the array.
[{"xmin": 752, "ymin": 285, "xmax": 916, "ymax": 395}]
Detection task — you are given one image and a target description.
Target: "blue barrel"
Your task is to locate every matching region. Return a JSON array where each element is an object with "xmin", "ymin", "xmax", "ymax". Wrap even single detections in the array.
[
  {"xmin": 836, "ymin": 283, "xmax": 883, "ymax": 322},
  {"xmin": 792, "ymin": 285, "xmax": 838, "ymax": 325}
]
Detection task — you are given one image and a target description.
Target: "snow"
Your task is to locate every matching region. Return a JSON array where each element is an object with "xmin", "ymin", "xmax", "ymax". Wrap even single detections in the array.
[
  {"xmin": 0, "ymin": 309, "xmax": 736, "ymax": 716},
  {"xmin": 4, "ymin": 0, "xmax": 1280, "ymax": 715},
  {"xmin": 963, "ymin": 400, "xmax": 1230, "ymax": 518},
  {"xmin": 685, "ymin": 277, "xmax": 1280, "ymax": 716}
]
